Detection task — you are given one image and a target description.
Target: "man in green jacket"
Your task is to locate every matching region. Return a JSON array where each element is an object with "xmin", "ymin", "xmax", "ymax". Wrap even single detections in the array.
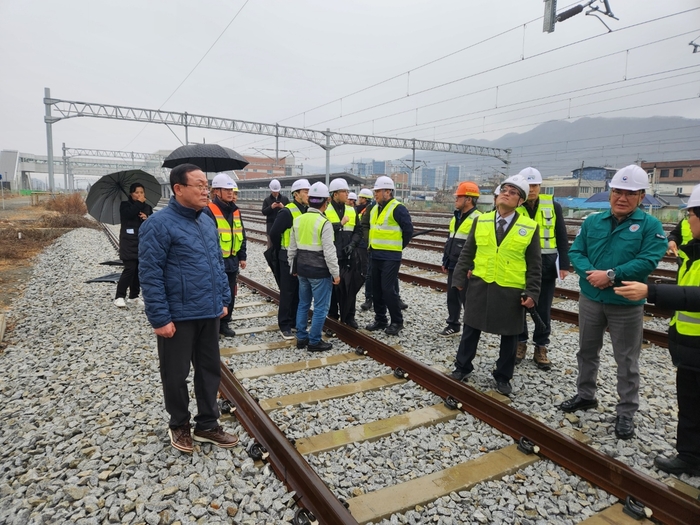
[{"xmin": 561, "ymin": 165, "xmax": 667, "ymax": 440}]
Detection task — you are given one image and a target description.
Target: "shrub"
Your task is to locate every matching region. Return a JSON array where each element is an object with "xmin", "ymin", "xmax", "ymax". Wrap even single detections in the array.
[{"xmin": 43, "ymin": 193, "xmax": 87, "ymax": 215}]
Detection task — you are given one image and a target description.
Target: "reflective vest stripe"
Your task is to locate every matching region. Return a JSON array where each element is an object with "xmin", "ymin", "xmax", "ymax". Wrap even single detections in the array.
[
  {"xmin": 449, "ymin": 210, "xmax": 482, "ymax": 240},
  {"xmin": 471, "ymin": 211, "xmax": 537, "ymax": 289},
  {"xmin": 281, "ymin": 203, "xmax": 302, "ymax": 249},
  {"xmin": 670, "ymin": 255, "xmax": 700, "ymax": 336},
  {"xmin": 325, "ymin": 205, "xmax": 357, "ymax": 231},
  {"xmin": 207, "ymin": 202, "xmax": 243, "ymax": 258},
  {"xmin": 369, "ymin": 200, "xmax": 403, "ymax": 251},
  {"xmin": 519, "ymin": 195, "xmax": 557, "ymax": 254}
]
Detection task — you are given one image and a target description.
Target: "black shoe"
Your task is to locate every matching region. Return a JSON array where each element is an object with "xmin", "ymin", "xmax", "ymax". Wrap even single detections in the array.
[
  {"xmin": 219, "ymin": 323, "xmax": 236, "ymax": 338},
  {"xmin": 495, "ymin": 381, "xmax": 512, "ymax": 396},
  {"xmin": 296, "ymin": 338, "xmax": 308, "ymax": 349},
  {"xmin": 398, "ymin": 298, "xmax": 408, "ymax": 310},
  {"xmin": 280, "ymin": 329, "xmax": 294, "ymax": 340},
  {"xmin": 360, "ymin": 300, "xmax": 372, "ymax": 311},
  {"xmin": 438, "ymin": 326, "xmax": 459, "ymax": 337},
  {"xmin": 614, "ymin": 415, "xmax": 635, "ymax": 440},
  {"xmin": 385, "ymin": 323, "xmax": 403, "ymax": 335},
  {"xmin": 449, "ymin": 369, "xmax": 470, "ymax": 382},
  {"xmin": 654, "ymin": 455, "xmax": 700, "ymax": 476},
  {"xmin": 308, "ymin": 340, "xmax": 333, "ymax": 352},
  {"xmin": 345, "ymin": 318, "xmax": 359, "ymax": 329},
  {"xmin": 365, "ymin": 320, "xmax": 389, "ymax": 331},
  {"xmin": 559, "ymin": 395, "xmax": 598, "ymax": 413}
]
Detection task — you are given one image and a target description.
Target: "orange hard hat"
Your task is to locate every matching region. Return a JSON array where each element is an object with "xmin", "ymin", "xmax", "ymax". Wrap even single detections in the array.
[{"xmin": 454, "ymin": 181, "xmax": 480, "ymax": 197}]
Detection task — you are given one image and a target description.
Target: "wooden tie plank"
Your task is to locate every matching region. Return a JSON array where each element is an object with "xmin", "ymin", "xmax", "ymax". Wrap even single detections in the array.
[
  {"xmin": 232, "ymin": 324, "xmax": 278, "ymax": 336},
  {"xmin": 230, "ymin": 310, "xmax": 276, "ymax": 321},
  {"xmin": 295, "ymin": 403, "xmax": 460, "ymax": 456},
  {"xmin": 260, "ymin": 374, "xmax": 405, "ymax": 412},
  {"xmin": 220, "ymin": 340, "xmax": 294, "ymax": 356},
  {"xmin": 578, "ymin": 503, "xmax": 654, "ymax": 524},
  {"xmin": 235, "ymin": 352, "xmax": 364, "ymax": 379},
  {"xmin": 0, "ymin": 313, "xmax": 5, "ymax": 343},
  {"xmin": 664, "ymin": 477, "xmax": 700, "ymax": 500},
  {"xmin": 347, "ymin": 444, "xmax": 540, "ymax": 524},
  {"xmin": 234, "ymin": 301, "xmax": 270, "ymax": 309}
]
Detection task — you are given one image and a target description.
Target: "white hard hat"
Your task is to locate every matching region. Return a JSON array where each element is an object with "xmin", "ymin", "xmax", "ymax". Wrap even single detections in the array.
[
  {"xmin": 348, "ymin": 192, "xmax": 358, "ymax": 201},
  {"xmin": 686, "ymin": 184, "xmax": 700, "ymax": 208},
  {"xmin": 269, "ymin": 179, "xmax": 281, "ymax": 192},
  {"xmin": 211, "ymin": 173, "xmax": 237, "ymax": 189},
  {"xmin": 308, "ymin": 182, "xmax": 330, "ymax": 198},
  {"xmin": 373, "ymin": 175, "xmax": 395, "ymax": 190},
  {"xmin": 291, "ymin": 178, "xmax": 311, "ymax": 192},
  {"xmin": 497, "ymin": 174, "xmax": 529, "ymax": 199},
  {"xmin": 358, "ymin": 188, "xmax": 373, "ymax": 199},
  {"xmin": 329, "ymin": 178, "xmax": 350, "ymax": 192},
  {"xmin": 608, "ymin": 165, "xmax": 649, "ymax": 191},
  {"xmin": 518, "ymin": 167, "xmax": 542, "ymax": 185}
]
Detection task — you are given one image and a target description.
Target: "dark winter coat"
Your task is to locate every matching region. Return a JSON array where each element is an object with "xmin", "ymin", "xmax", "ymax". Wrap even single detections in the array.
[
  {"xmin": 269, "ymin": 200, "xmax": 308, "ymax": 256},
  {"xmin": 453, "ymin": 211, "xmax": 542, "ymax": 335},
  {"xmin": 647, "ymin": 240, "xmax": 700, "ymax": 372},
  {"xmin": 139, "ymin": 197, "xmax": 231, "ymax": 329},
  {"xmin": 442, "ymin": 207, "xmax": 479, "ymax": 270},
  {"xmin": 118, "ymin": 198, "xmax": 152, "ymax": 261},
  {"xmin": 262, "ymin": 193, "xmax": 290, "ymax": 232},
  {"xmin": 201, "ymin": 196, "xmax": 247, "ymax": 274}
]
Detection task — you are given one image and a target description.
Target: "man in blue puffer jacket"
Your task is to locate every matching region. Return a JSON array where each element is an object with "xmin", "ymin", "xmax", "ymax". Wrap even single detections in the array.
[{"xmin": 139, "ymin": 163, "xmax": 238, "ymax": 454}]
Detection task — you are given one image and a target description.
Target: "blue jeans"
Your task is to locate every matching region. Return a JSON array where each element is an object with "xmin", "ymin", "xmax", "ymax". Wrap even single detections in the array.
[{"xmin": 296, "ymin": 276, "xmax": 333, "ymax": 344}]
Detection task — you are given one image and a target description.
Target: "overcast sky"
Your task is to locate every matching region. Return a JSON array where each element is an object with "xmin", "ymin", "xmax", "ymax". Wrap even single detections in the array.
[{"xmin": 1, "ymin": 0, "xmax": 698, "ymax": 173}]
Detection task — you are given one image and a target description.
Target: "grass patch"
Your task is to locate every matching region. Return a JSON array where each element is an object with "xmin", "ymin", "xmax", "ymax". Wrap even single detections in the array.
[{"xmin": 43, "ymin": 193, "xmax": 87, "ymax": 215}]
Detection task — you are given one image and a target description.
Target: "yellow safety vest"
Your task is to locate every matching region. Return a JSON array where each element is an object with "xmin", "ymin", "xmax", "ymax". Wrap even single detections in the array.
[
  {"xmin": 294, "ymin": 212, "xmax": 327, "ymax": 251},
  {"xmin": 519, "ymin": 194, "xmax": 556, "ymax": 254},
  {"xmin": 369, "ymin": 199, "xmax": 403, "ymax": 252},
  {"xmin": 472, "ymin": 211, "xmax": 537, "ymax": 289},
  {"xmin": 449, "ymin": 209, "xmax": 482, "ymax": 240},
  {"xmin": 324, "ymin": 204, "xmax": 357, "ymax": 232},
  {"xmin": 207, "ymin": 202, "xmax": 243, "ymax": 258},
  {"xmin": 670, "ymin": 255, "xmax": 700, "ymax": 336},
  {"xmin": 678, "ymin": 219, "xmax": 693, "ymax": 266},
  {"xmin": 281, "ymin": 202, "xmax": 303, "ymax": 249}
]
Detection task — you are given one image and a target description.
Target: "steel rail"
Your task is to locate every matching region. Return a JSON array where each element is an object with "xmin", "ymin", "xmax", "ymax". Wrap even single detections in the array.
[
  {"xmin": 233, "ymin": 275, "xmax": 700, "ymax": 525},
  {"xmin": 218, "ymin": 364, "xmax": 357, "ymax": 525}
]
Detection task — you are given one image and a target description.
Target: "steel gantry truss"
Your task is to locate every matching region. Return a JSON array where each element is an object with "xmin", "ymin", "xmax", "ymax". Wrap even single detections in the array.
[{"xmin": 43, "ymin": 87, "xmax": 511, "ymax": 191}]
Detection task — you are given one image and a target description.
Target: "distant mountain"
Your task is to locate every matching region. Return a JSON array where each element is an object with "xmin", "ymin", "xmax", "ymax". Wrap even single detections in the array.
[{"xmin": 305, "ymin": 116, "xmax": 700, "ymax": 179}]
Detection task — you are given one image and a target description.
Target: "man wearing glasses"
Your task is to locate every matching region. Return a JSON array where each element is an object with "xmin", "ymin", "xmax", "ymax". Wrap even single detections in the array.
[
  {"xmin": 140, "ymin": 164, "xmax": 238, "ymax": 453},
  {"xmin": 562, "ymin": 164, "xmax": 667, "ymax": 440}
]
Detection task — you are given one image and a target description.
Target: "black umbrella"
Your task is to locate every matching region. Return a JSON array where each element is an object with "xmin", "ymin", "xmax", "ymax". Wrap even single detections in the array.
[
  {"xmin": 263, "ymin": 246, "xmax": 281, "ymax": 286},
  {"xmin": 162, "ymin": 144, "xmax": 249, "ymax": 172},
  {"xmin": 85, "ymin": 169, "xmax": 162, "ymax": 225}
]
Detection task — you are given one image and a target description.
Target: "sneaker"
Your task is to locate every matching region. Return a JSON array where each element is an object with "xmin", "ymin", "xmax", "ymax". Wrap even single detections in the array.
[
  {"xmin": 495, "ymin": 381, "xmax": 513, "ymax": 396},
  {"xmin": 127, "ymin": 297, "xmax": 144, "ymax": 307},
  {"xmin": 385, "ymin": 323, "xmax": 403, "ymax": 336},
  {"xmin": 398, "ymin": 298, "xmax": 408, "ymax": 310},
  {"xmin": 438, "ymin": 326, "xmax": 459, "ymax": 337},
  {"xmin": 280, "ymin": 329, "xmax": 294, "ymax": 340},
  {"xmin": 360, "ymin": 300, "xmax": 372, "ymax": 311},
  {"xmin": 114, "ymin": 297, "xmax": 127, "ymax": 308},
  {"xmin": 168, "ymin": 424, "xmax": 193, "ymax": 453},
  {"xmin": 515, "ymin": 342, "xmax": 527, "ymax": 364},
  {"xmin": 192, "ymin": 425, "xmax": 239, "ymax": 448},
  {"xmin": 219, "ymin": 323, "xmax": 236, "ymax": 338},
  {"xmin": 365, "ymin": 320, "xmax": 389, "ymax": 331},
  {"xmin": 308, "ymin": 340, "xmax": 333, "ymax": 352}
]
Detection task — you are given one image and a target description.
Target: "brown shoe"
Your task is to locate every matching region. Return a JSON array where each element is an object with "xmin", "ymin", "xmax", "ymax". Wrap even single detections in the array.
[
  {"xmin": 193, "ymin": 425, "xmax": 239, "ymax": 448},
  {"xmin": 169, "ymin": 424, "xmax": 193, "ymax": 453},
  {"xmin": 533, "ymin": 345, "xmax": 552, "ymax": 371},
  {"xmin": 515, "ymin": 342, "xmax": 527, "ymax": 364}
]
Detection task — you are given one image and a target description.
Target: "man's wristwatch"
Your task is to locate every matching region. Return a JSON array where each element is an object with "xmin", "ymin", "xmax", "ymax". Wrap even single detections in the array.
[{"xmin": 606, "ymin": 269, "xmax": 616, "ymax": 282}]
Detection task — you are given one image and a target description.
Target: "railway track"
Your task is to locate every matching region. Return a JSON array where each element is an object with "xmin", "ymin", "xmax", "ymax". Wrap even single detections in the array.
[{"xmin": 216, "ymin": 275, "xmax": 700, "ymax": 525}]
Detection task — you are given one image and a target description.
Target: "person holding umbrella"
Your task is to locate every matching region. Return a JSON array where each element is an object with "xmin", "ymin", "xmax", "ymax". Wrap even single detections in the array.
[
  {"xmin": 114, "ymin": 183, "xmax": 153, "ymax": 308},
  {"xmin": 261, "ymin": 179, "xmax": 289, "ymax": 247},
  {"xmin": 202, "ymin": 173, "xmax": 246, "ymax": 338},
  {"xmin": 269, "ymin": 178, "xmax": 311, "ymax": 339}
]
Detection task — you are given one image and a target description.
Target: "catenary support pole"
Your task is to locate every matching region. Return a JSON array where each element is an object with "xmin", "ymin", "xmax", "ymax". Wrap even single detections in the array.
[
  {"xmin": 44, "ymin": 88, "xmax": 55, "ymax": 192},
  {"xmin": 62, "ymin": 143, "xmax": 68, "ymax": 192}
]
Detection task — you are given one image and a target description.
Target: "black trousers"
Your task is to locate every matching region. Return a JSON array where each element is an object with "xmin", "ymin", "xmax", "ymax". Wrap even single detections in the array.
[
  {"xmin": 221, "ymin": 271, "xmax": 238, "ymax": 324},
  {"xmin": 455, "ymin": 325, "xmax": 518, "ymax": 383},
  {"xmin": 371, "ymin": 258, "xmax": 402, "ymax": 325},
  {"xmin": 115, "ymin": 259, "xmax": 140, "ymax": 299},
  {"xmin": 157, "ymin": 318, "xmax": 221, "ymax": 430},
  {"xmin": 446, "ymin": 269, "xmax": 467, "ymax": 329},
  {"xmin": 278, "ymin": 256, "xmax": 298, "ymax": 332},
  {"xmin": 365, "ymin": 256, "xmax": 400, "ymax": 302},
  {"xmin": 519, "ymin": 275, "xmax": 556, "ymax": 346},
  {"xmin": 677, "ymin": 367, "xmax": 700, "ymax": 462}
]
